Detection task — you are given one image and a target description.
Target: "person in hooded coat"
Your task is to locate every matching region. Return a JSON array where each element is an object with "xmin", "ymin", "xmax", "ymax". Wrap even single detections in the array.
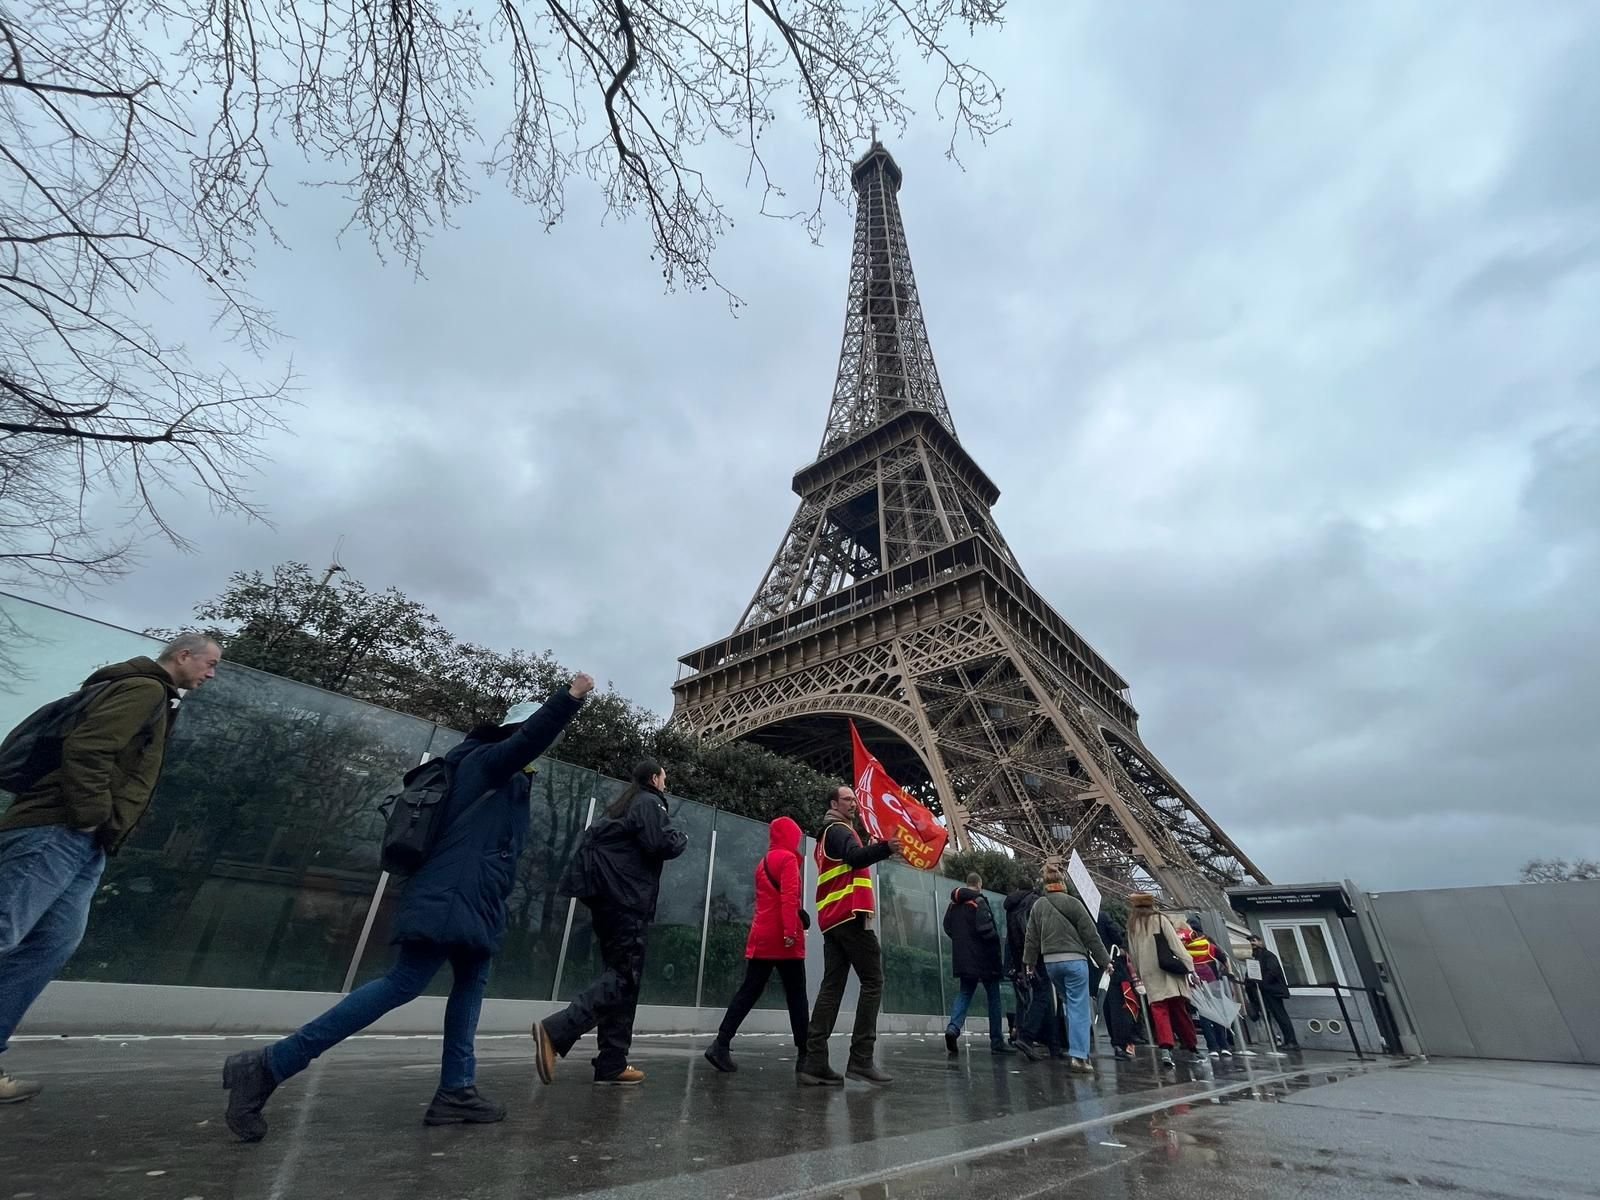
[
  {"xmin": 1006, "ymin": 883, "xmax": 1062, "ymax": 1061},
  {"xmin": 221, "ymin": 676, "xmax": 593, "ymax": 1142},
  {"xmin": 703, "ymin": 816, "xmax": 810, "ymax": 1074},
  {"xmin": 534, "ymin": 759, "xmax": 687, "ymax": 1086},
  {"xmin": 942, "ymin": 873, "xmax": 1013, "ymax": 1056}
]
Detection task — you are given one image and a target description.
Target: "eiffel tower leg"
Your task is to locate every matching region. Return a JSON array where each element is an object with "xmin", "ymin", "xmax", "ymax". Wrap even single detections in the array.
[{"xmin": 895, "ymin": 638, "xmax": 972, "ymax": 852}]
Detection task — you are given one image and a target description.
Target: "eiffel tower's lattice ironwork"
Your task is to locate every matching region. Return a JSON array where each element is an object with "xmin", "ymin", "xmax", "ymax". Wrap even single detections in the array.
[{"xmin": 672, "ymin": 142, "xmax": 1266, "ymax": 907}]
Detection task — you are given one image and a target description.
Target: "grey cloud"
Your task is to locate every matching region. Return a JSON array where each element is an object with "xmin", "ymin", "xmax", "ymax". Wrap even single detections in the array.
[
  {"xmin": 1452, "ymin": 238, "xmax": 1600, "ymax": 310},
  {"xmin": 31, "ymin": 2, "xmax": 1600, "ymax": 893}
]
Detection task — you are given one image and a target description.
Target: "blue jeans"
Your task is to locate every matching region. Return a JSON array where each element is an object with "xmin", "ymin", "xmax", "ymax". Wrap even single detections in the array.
[
  {"xmin": 268, "ymin": 942, "xmax": 491, "ymax": 1090},
  {"xmin": 0, "ymin": 826, "xmax": 106, "ymax": 1053},
  {"xmin": 1045, "ymin": 959, "xmax": 1092, "ymax": 1060},
  {"xmin": 946, "ymin": 976, "xmax": 1006, "ymax": 1048}
]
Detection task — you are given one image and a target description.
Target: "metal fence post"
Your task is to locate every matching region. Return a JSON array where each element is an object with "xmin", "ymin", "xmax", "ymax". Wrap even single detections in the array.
[{"xmin": 693, "ymin": 829, "xmax": 719, "ymax": 1011}]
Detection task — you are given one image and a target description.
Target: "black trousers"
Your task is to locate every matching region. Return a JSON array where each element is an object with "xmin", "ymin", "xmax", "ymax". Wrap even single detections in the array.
[
  {"xmin": 545, "ymin": 906, "xmax": 649, "ymax": 1079},
  {"xmin": 803, "ymin": 920, "xmax": 884, "ymax": 1068},
  {"xmin": 715, "ymin": 958, "xmax": 809, "ymax": 1048},
  {"xmin": 1263, "ymin": 992, "xmax": 1298, "ymax": 1047}
]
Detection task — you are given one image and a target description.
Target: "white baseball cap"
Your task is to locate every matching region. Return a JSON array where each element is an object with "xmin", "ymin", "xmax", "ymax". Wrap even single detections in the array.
[{"xmin": 500, "ymin": 701, "xmax": 538, "ymax": 726}]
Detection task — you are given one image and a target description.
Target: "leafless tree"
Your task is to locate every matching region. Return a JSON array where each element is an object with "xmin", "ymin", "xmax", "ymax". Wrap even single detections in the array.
[
  {"xmin": 1, "ymin": 2, "xmax": 288, "ymax": 595},
  {"xmin": 1520, "ymin": 857, "xmax": 1600, "ymax": 884},
  {"xmin": 1, "ymin": 0, "xmax": 1006, "ymax": 598}
]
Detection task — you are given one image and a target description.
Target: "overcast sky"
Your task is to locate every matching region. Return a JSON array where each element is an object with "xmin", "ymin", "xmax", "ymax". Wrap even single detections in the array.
[{"xmin": 20, "ymin": 3, "xmax": 1599, "ymax": 891}]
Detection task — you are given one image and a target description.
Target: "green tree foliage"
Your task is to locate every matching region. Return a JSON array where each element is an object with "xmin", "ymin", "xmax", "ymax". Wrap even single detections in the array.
[
  {"xmin": 164, "ymin": 561, "xmax": 843, "ymax": 825},
  {"xmin": 941, "ymin": 848, "xmax": 1037, "ymax": 896}
]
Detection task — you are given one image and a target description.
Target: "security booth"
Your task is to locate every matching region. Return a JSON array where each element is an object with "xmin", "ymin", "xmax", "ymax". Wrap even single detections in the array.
[{"xmin": 1228, "ymin": 881, "xmax": 1396, "ymax": 1056}]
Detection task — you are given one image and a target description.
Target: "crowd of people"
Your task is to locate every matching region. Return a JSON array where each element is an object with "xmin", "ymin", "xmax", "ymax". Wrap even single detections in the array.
[{"xmin": 0, "ymin": 641, "xmax": 1298, "ymax": 1135}]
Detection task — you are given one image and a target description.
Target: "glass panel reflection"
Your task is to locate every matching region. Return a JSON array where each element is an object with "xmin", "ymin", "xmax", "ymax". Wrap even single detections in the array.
[
  {"xmin": 701, "ymin": 811, "xmax": 776, "ymax": 1011},
  {"xmin": 877, "ymin": 862, "xmax": 944, "ymax": 1015}
]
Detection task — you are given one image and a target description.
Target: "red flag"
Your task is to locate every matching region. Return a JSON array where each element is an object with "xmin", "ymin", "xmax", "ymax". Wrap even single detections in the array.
[{"xmin": 849, "ymin": 721, "xmax": 949, "ymax": 871}]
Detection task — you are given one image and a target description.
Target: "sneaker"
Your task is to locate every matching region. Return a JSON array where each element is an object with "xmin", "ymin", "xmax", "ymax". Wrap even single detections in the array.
[
  {"xmin": 1068, "ymin": 1058, "xmax": 1095, "ymax": 1075},
  {"xmin": 797, "ymin": 1062, "xmax": 845, "ymax": 1087},
  {"xmin": 703, "ymin": 1042, "xmax": 736, "ymax": 1073},
  {"xmin": 1220, "ymin": 1049, "xmax": 1233, "ymax": 1058},
  {"xmin": 595, "ymin": 1066, "xmax": 645, "ymax": 1085},
  {"xmin": 846, "ymin": 1060, "xmax": 894, "ymax": 1085},
  {"xmin": 991, "ymin": 1042, "xmax": 1016, "ymax": 1055},
  {"xmin": 944, "ymin": 1031, "xmax": 958, "ymax": 1056},
  {"xmin": 424, "ymin": 1086, "xmax": 506, "ymax": 1125},
  {"xmin": 532, "ymin": 1021, "xmax": 558, "ymax": 1086},
  {"xmin": 222, "ymin": 1049, "xmax": 279, "ymax": 1143},
  {"xmin": 0, "ymin": 1070, "xmax": 41, "ymax": 1105},
  {"xmin": 1209, "ymin": 1051, "xmax": 1221, "ymax": 1059},
  {"xmin": 1159, "ymin": 1050, "xmax": 1176, "ymax": 1070},
  {"xmin": 1014, "ymin": 1040, "xmax": 1042, "ymax": 1062}
]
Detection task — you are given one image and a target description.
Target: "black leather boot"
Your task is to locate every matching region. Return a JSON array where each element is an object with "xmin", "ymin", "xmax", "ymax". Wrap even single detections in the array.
[
  {"xmin": 424, "ymin": 1086, "xmax": 507, "ymax": 1125},
  {"xmin": 222, "ymin": 1049, "xmax": 279, "ymax": 1143}
]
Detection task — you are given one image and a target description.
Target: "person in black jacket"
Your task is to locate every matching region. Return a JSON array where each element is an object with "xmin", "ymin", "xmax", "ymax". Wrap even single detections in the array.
[
  {"xmin": 1006, "ymin": 884, "xmax": 1062, "ymax": 1061},
  {"xmin": 943, "ymin": 874, "xmax": 1014, "ymax": 1056},
  {"xmin": 222, "ymin": 676, "xmax": 593, "ymax": 1142},
  {"xmin": 534, "ymin": 760, "xmax": 687, "ymax": 1085},
  {"xmin": 1247, "ymin": 934, "xmax": 1299, "ymax": 1050}
]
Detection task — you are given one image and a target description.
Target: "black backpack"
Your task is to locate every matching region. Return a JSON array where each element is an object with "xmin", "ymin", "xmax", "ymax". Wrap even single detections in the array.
[
  {"xmin": 557, "ymin": 819, "xmax": 605, "ymax": 903},
  {"xmin": 0, "ymin": 682, "xmax": 157, "ymax": 794},
  {"xmin": 378, "ymin": 758, "xmax": 456, "ymax": 876}
]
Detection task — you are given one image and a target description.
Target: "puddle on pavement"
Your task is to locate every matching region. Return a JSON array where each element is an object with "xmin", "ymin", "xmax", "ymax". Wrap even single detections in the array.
[{"xmin": 822, "ymin": 1062, "xmax": 1379, "ymax": 1200}]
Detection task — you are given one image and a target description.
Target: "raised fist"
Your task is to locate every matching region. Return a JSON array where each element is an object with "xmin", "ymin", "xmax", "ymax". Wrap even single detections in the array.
[{"xmin": 569, "ymin": 672, "xmax": 596, "ymax": 700}]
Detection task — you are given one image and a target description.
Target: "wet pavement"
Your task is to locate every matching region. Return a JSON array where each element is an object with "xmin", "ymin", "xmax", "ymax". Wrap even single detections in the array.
[
  {"xmin": 4, "ymin": 1032, "xmax": 1585, "ymax": 1198},
  {"xmin": 813, "ymin": 1057, "xmax": 1600, "ymax": 1200}
]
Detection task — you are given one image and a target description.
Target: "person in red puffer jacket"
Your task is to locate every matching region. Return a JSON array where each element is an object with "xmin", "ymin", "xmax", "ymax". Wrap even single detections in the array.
[{"xmin": 704, "ymin": 816, "xmax": 810, "ymax": 1074}]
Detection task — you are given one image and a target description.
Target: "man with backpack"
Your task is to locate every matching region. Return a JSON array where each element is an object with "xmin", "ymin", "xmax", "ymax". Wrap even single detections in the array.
[
  {"xmin": 221, "ymin": 673, "xmax": 593, "ymax": 1142},
  {"xmin": 0, "ymin": 634, "xmax": 220, "ymax": 1104},
  {"xmin": 942, "ymin": 873, "xmax": 1013, "ymax": 1056}
]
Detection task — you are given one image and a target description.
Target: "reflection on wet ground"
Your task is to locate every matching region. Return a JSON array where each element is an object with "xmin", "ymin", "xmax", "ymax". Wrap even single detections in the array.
[
  {"xmin": 819, "ymin": 1056, "xmax": 1600, "ymax": 1200},
  {"xmin": 12, "ymin": 1032, "xmax": 1580, "ymax": 1199}
]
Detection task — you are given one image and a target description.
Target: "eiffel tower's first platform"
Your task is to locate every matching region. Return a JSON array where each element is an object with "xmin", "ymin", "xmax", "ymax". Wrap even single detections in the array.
[{"xmin": 672, "ymin": 142, "xmax": 1264, "ymax": 904}]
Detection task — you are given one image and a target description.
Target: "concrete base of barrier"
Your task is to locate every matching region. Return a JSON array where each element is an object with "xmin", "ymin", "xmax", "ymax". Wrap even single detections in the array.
[{"xmin": 20, "ymin": 979, "xmax": 948, "ymax": 1038}]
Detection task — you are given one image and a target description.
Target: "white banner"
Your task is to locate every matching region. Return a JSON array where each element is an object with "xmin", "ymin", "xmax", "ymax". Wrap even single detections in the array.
[{"xmin": 1067, "ymin": 850, "xmax": 1102, "ymax": 919}]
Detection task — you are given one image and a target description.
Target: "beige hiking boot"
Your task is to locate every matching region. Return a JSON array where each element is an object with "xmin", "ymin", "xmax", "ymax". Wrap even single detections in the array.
[{"xmin": 0, "ymin": 1069, "xmax": 42, "ymax": 1104}]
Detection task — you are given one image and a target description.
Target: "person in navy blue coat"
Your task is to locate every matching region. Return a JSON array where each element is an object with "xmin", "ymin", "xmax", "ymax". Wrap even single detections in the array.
[{"xmin": 222, "ymin": 674, "xmax": 594, "ymax": 1142}]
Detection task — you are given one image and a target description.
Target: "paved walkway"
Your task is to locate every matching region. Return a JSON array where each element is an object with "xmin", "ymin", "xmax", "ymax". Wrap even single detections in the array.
[
  {"xmin": 0, "ymin": 1032, "xmax": 1362, "ymax": 1199},
  {"xmin": 836, "ymin": 1056, "xmax": 1600, "ymax": 1200}
]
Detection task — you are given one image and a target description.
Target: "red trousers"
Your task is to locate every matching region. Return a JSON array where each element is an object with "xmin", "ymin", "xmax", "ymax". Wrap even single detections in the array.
[{"xmin": 1149, "ymin": 996, "xmax": 1198, "ymax": 1051}]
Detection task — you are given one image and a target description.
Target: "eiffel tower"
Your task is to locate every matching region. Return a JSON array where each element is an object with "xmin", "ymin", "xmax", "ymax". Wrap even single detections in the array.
[{"xmin": 672, "ymin": 141, "xmax": 1266, "ymax": 907}]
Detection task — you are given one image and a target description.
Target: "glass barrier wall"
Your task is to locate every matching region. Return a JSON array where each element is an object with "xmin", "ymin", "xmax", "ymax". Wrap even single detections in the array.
[{"xmin": 2, "ymin": 593, "xmax": 961, "ymax": 1014}]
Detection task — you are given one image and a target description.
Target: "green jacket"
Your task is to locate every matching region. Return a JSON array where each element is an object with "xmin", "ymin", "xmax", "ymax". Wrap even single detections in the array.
[
  {"xmin": 1023, "ymin": 887, "xmax": 1111, "ymax": 972},
  {"xmin": 0, "ymin": 657, "xmax": 180, "ymax": 853}
]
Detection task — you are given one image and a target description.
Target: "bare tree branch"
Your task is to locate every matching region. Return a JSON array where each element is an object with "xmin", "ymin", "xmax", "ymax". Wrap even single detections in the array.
[{"xmin": 3, "ymin": 0, "xmax": 1004, "ymax": 593}]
